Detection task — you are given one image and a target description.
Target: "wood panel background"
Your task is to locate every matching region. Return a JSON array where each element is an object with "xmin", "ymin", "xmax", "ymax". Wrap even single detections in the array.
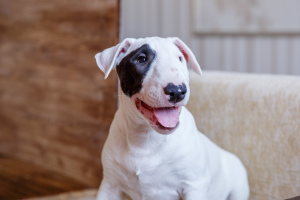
[
  {"xmin": 0, "ymin": 0, "xmax": 118, "ymax": 187},
  {"xmin": 0, "ymin": 155, "xmax": 88, "ymax": 199}
]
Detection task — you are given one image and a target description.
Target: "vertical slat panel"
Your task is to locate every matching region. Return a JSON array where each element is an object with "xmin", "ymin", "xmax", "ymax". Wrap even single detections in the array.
[
  {"xmin": 120, "ymin": 0, "xmax": 300, "ymax": 76},
  {"xmin": 218, "ymin": 37, "xmax": 225, "ymax": 71},
  {"xmin": 246, "ymin": 37, "xmax": 254, "ymax": 73},
  {"xmin": 148, "ymin": 0, "xmax": 159, "ymax": 37},
  {"xmin": 270, "ymin": 37, "xmax": 277, "ymax": 74},
  {"xmin": 191, "ymin": 38, "xmax": 205, "ymax": 70},
  {"xmin": 160, "ymin": 0, "xmax": 177, "ymax": 37},
  {"xmin": 134, "ymin": 0, "xmax": 147, "ymax": 37},
  {"xmin": 178, "ymin": 0, "xmax": 191, "ymax": 43},
  {"xmin": 292, "ymin": 37, "xmax": 300, "ymax": 75},
  {"xmin": 252, "ymin": 38, "xmax": 261, "ymax": 73},
  {"xmin": 159, "ymin": 0, "xmax": 168, "ymax": 37},
  {"xmin": 231, "ymin": 38, "xmax": 238, "ymax": 72},
  {"xmin": 263, "ymin": 38, "xmax": 273, "ymax": 74},
  {"xmin": 222, "ymin": 37, "xmax": 234, "ymax": 71},
  {"xmin": 120, "ymin": 0, "xmax": 136, "ymax": 39},
  {"xmin": 203, "ymin": 37, "xmax": 221, "ymax": 71},
  {"xmin": 275, "ymin": 37, "xmax": 289, "ymax": 74},
  {"xmin": 252, "ymin": 37, "xmax": 272, "ymax": 74},
  {"xmin": 236, "ymin": 36, "xmax": 249, "ymax": 73},
  {"xmin": 286, "ymin": 38, "xmax": 293, "ymax": 75}
]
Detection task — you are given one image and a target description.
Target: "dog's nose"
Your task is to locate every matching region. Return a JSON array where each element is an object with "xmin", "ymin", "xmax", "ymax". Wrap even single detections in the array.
[{"xmin": 164, "ymin": 83, "xmax": 187, "ymax": 103}]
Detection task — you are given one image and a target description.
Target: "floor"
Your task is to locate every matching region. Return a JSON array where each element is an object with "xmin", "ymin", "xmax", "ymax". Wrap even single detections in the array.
[{"xmin": 0, "ymin": 154, "xmax": 90, "ymax": 200}]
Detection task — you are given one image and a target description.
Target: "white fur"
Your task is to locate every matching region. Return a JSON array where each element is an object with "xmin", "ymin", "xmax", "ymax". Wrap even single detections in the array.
[{"xmin": 95, "ymin": 37, "xmax": 249, "ymax": 200}]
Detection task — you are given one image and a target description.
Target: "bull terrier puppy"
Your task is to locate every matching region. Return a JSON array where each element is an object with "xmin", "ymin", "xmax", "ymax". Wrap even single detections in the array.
[{"xmin": 95, "ymin": 37, "xmax": 249, "ymax": 200}]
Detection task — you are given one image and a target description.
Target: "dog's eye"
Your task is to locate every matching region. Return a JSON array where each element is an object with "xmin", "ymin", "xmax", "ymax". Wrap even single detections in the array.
[
  {"xmin": 137, "ymin": 55, "xmax": 147, "ymax": 63},
  {"xmin": 179, "ymin": 56, "xmax": 182, "ymax": 62}
]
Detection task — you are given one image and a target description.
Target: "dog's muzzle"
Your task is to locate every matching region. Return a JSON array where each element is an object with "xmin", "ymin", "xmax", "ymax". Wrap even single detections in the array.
[{"xmin": 164, "ymin": 83, "xmax": 187, "ymax": 104}]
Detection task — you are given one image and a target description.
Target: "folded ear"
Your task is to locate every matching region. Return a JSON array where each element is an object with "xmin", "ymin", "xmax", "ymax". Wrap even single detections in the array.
[
  {"xmin": 95, "ymin": 38, "xmax": 136, "ymax": 79},
  {"xmin": 169, "ymin": 37, "xmax": 202, "ymax": 75}
]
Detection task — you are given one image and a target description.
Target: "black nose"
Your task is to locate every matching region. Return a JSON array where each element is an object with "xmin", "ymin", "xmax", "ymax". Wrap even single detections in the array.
[{"xmin": 164, "ymin": 83, "xmax": 187, "ymax": 103}]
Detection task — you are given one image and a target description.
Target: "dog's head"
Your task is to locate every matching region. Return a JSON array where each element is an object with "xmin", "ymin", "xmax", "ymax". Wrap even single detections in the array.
[{"xmin": 95, "ymin": 37, "xmax": 201, "ymax": 134}]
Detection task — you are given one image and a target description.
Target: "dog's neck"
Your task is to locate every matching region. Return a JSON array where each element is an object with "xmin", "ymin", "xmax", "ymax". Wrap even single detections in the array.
[{"xmin": 117, "ymin": 89, "xmax": 167, "ymax": 154}]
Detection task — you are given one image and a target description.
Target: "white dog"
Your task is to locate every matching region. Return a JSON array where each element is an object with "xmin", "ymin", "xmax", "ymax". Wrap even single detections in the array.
[{"xmin": 95, "ymin": 37, "xmax": 249, "ymax": 200}]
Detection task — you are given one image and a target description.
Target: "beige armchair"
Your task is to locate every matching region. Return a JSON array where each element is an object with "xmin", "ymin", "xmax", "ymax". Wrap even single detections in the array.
[
  {"xmin": 27, "ymin": 71, "xmax": 300, "ymax": 200},
  {"xmin": 187, "ymin": 71, "xmax": 300, "ymax": 200}
]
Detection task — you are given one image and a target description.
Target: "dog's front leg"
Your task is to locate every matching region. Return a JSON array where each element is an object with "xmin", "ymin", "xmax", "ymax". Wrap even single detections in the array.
[
  {"xmin": 181, "ymin": 183, "xmax": 209, "ymax": 200},
  {"xmin": 181, "ymin": 190, "xmax": 208, "ymax": 200},
  {"xmin": 96, "ymin": 179, "xmax": 122, "ymax": 200}
]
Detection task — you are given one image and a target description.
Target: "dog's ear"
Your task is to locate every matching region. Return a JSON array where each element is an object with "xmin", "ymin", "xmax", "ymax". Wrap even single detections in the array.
[
  {"xmin": 169, "ymin": 37, "xmax": 202, "ymax": 75},
  {"xmin": 95, "ymin": 38, "xmax": 136, "ymax": 79}
]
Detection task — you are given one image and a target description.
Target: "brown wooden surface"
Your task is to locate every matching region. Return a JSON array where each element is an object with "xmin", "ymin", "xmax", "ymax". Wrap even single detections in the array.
[
  {"xmin": 0, "ymin": 0, "xmax": 118, "ymax": 191},
  {"xmin": 0, "ymin": 154, "xmax": 89, "ymax": 200},
  {"xmin": 25, "ymin": 189, "xmax": 97, "ymax": 200}
]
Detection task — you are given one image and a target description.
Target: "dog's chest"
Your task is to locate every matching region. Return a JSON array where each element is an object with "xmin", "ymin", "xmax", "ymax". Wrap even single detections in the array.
[{"xmin": 115, "ymin": 151, "xmax": 183, "ymax": 200}]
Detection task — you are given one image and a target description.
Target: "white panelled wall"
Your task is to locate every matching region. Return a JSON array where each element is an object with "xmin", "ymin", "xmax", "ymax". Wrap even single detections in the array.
[{"xmin": 120, "ymin": 0, "xmax": 300, "ymax": 75}]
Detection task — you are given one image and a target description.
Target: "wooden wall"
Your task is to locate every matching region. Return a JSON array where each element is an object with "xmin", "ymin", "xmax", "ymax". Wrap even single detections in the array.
[{"xmin": 0, "ymin": 0, "xmax": 118, "ymax": 187}]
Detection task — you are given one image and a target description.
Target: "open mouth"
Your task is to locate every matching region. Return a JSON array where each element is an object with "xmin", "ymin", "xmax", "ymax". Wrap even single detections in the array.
[{"xmin": 135, "ymin": 98, "xmax": 181, "ymax": 133}]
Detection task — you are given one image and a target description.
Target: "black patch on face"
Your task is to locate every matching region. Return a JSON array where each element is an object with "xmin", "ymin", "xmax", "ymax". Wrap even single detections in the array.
[{"xmin": 116, "ymin": 44, "xmax": 156, "ymax": 97}]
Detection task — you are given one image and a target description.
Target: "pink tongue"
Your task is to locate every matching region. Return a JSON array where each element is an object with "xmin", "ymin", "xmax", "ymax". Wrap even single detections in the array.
[{"xmin": 153, "ymin": 107, "xmax": 181, "ymax": 128}]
